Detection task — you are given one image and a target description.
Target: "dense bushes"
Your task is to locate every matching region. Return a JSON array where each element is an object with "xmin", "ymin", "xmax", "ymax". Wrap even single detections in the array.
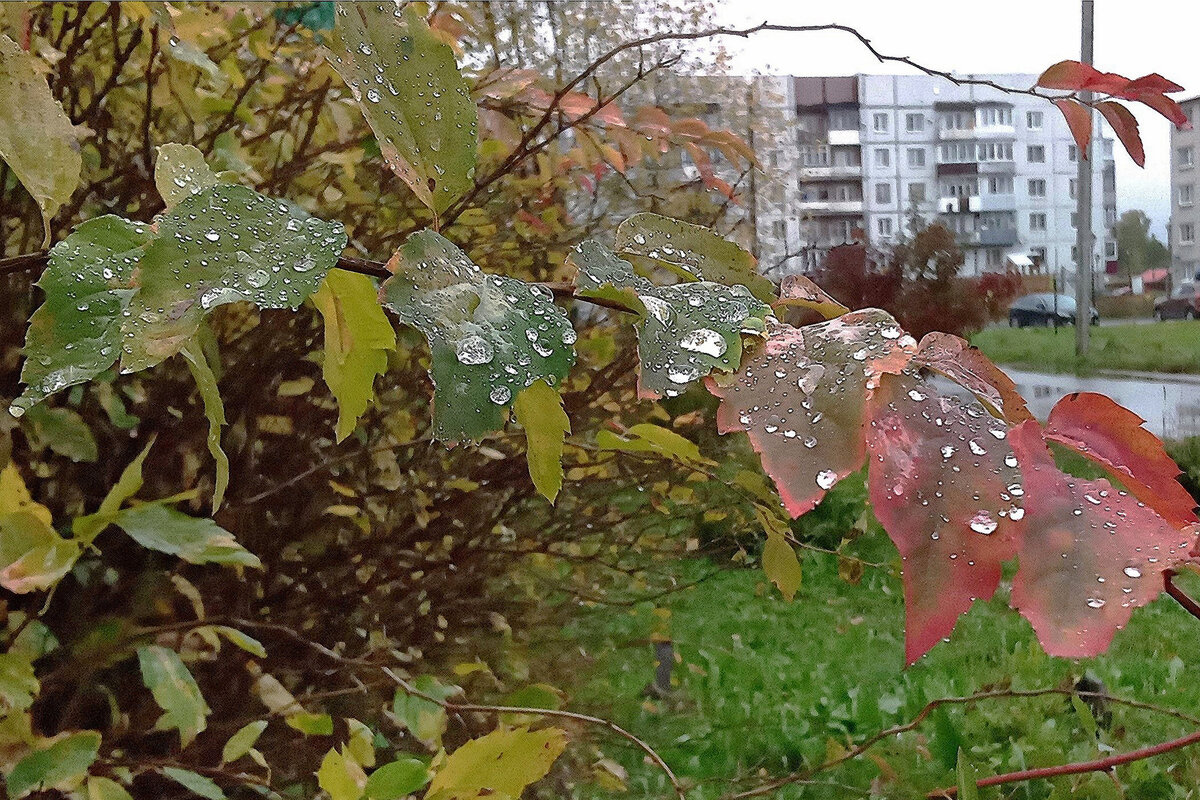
[{"xmin": 811, "ymin": 225, "xmax": 1022, "ymax": 338}]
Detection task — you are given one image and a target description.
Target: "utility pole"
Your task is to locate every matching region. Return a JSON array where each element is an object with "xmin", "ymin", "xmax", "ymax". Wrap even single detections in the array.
[{"xmin": 1074, "ymin": 0, "xmax": 1095, "ymax": 354}]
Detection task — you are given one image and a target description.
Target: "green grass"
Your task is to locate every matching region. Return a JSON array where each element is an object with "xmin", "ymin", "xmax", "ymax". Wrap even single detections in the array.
[
  {"xmin": 971, "ymin": 320, "xmax": 1200, "ymax": 375},
  {"xmin": 551, "ymin": 527, "xmax": 1200, "ymax": 799}
]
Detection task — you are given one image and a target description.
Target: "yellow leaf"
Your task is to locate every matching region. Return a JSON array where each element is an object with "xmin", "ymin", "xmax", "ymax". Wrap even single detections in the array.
[
  {"xmin": 312, "ymin": 270, "xmax": 396, "ymax": 442},
  {"xmin": 0, "ymin": 465, "xmax": 51, "ymax": 524},
  {"xmin": 317, "ymin": 747, "xmax": 366, "ymax": 800},
  {"xmin": 513, "ymin": 380, "xmax": 569, "ymax": 503},
  {"xmin": 762, "ymin": 533, "xmax": 802, "ymax": 601},
  {"xmin": 427, "ymin": 726, "xmax": 567, "ymax": 800}
]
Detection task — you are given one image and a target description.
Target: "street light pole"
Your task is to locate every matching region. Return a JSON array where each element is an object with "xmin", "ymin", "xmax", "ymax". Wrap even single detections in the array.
[{"xmin": 1074, "ymin": 0, "xmax": 1095, "ymax": 354}]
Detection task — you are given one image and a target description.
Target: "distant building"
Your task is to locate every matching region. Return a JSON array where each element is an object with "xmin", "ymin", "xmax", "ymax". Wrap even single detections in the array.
[
  {"xmin": 777, "ymin": 74, "xmax": 1117, "ymax": 281},
  {"xmin": 1170, "ymin": 96, "xmax": 1200, "ymax": 283}
]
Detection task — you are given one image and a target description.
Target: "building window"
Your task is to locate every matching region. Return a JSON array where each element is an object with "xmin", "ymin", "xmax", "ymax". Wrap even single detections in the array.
[
  {"xmin": 977, "ymin": 142, "xmax": 1013, "ymax": 162},
  {"xmin": 1029, "ymin": 213, "xmax": 1047, "ymax": 231},
  {"xmin": 939, "ymin": 142, "xmax": 972, "ymax": 163},
  {"xmin": 876, "ymin": 183, "xmax": 892, "ymax": 204},
  {"xmin": 1106, "ymin": 207, "xmax": 1117, "ymax": 225},
  {"xmin": 1069, "ymin": 178, "xmax": 1078, "ymax": 199},
  {"xmin": 873, "ymin": 112, "xmax": 889, "ymax": 132},
  {"xmin": 908, "ymin": 182, "xmax": 926, "ymax": 203},
  {"xmin": 1068, "ymin": 144, "xmax": 1078, "ymax": 161},
  {"xmin": 907, "ymin": 147, "xmax": 926, "ymax": 167},
  {"xmin": 1183, "ymin": 223, "xmax": 1197, "ymax": 244},
  {"xmin": 940, "ymin": 111, "xmax": 971, "ymax": 130},
  {"xmin": 829, "ymin": 109, "xmax": 858, "ymax": 130},
  {"xmin": 1179, "ymin": 146, "xmax": 1195, "ymax": 168},
  {"xmin": 905, "ymin": 113, "xmax": 924, "ymax": 132},
  {"xmin": 874, "ymin": 148, "xmax": 891, "ymax": 167},
  {"xmin": 988, "ymin": 175, "xmax": 1013, "ymax": 194},
  {"xmin": 1027, "ymin": 110, "xmax": 1043, "ymax": 129},
  {"xmin": 1028, "ymin": 178, "xmax": 1046, "ymax": 197},
  {"xmin": 1027, "ymin": 145, "xmax": 1045, "ymax": 163},
  {"xmin": 1182, "ymin": 184, "xmax": 1195, "ymax": 206},
  {"xmin": 878, "ymin": 217, "xmax": 894, "ymax": 236},
  {"xmin": 1105, "ymin": 241, "xmax": 1117, "ymax": 258},
  {"xmin": 976, "ymin": 106, "xmax": 1013, "ymax": 127}
]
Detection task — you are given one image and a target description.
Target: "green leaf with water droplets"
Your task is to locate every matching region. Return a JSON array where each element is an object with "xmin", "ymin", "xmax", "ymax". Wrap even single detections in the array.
[
  {"xmin": 513, "ymin": 379, "xmax": 569, "ymax": 503},
  {"xmin": 121, "ymin": 184, "xmax": 346, "ymax": 372},
  {"xmin": 380, "ymin": 231, "xmax": 575, "ymax": 442},
  {"xmin": 327, "ymin": 3, "xmax": 477, "ymax": 215},
  {"xmin": 11, "ymin": 216, "xmax": 151, "ymax": 416},
  {"xmin": 155, "ymin": 143, "xmax": 222, "ymax": 208},
  {"xmin": 312, "ymin": 269, "xmax": 397, "ymax": 442},
  {"xmin": 614, "ymin": 213, "xmax": 775, "ymax": 303},
  {"xmin": 138, "ymin": 645, "xmax": 210, "ymax": 748},
  {"xmin": 570, "ymin": 239, "xmax": 770, "ymax": 399},
  {"xmin": 0, "ymin": 34, "xmax": 82, "ymax": 243}
]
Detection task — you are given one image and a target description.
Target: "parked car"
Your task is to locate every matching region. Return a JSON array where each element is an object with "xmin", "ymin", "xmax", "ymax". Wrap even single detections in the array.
[
  {"xmin": 1154, "ymin": 282, "xmax": 1200, "ymax": 320},
  {"xmin": 1007, "ymin": 293, "xmax": 1099, "ymax": 327}
]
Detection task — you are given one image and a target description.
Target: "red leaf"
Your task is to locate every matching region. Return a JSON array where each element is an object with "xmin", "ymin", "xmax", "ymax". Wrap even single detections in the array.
[
  {"xmin": 1008, "ymin": 421, "xmax": 1196, "ymax": 657},
  {"xmin": 1043, "ymin": 392, "xmax": 1198, "ymax": 527},
  {"xmin": 1122, "ymin": 73, "xmax": 1185, "ymax": 96},
  {"xmin": 867, "ymin": 373, "xmax": 1023, "ymax": 664},
  {"xmin": 1134, "ymin": 91, "xmax": 1191, "ymax": 128},
  {"xmin": 1037, "ymin": 60, "xmax": 1130, "ymax": 95},
  {"xmin": 772, "ymin": 274, "xmax": 849, "ymax": 320},
  {"xmin": 1095, "ymin": 101, "xmax": 1145, "ymax": 166},
  {"xmin": 1053, "ymin": 98, "xmax": 1093, "ymax": 160},
  {"xmin": 707, "ymin": 310, "xmax": 914, "ymax": 517},
  {"xmin": 912, "ymin": 332, "xmax": 1033, "ymax": 424}
]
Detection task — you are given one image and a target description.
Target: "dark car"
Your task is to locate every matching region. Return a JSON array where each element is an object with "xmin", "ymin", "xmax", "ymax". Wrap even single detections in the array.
[
  {"xmin": 1154, "ymin": 282, "xmax": 1200, "ymax": 320},
  {"xmin": 1008, "ymin": 293, "xmax": 1099, "ymax": 327}
]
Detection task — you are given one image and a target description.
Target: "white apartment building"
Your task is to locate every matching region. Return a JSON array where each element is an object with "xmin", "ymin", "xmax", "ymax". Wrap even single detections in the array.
[
  {"xmin": 1170, "ymin": 96, "xmax": 1200, "ymax": 283},
  {"xmin": 762, "ymin": 74, "xmax": 1117, "ymax": 281}
]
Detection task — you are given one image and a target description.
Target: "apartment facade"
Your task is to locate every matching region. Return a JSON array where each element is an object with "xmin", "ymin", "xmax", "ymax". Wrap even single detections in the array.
[
  {"xmin": 1170, "ymin": 96, "xmax": 1200, "ymax": 282},
  {"xmin": 767, "ymin": 74, "xmax": 1117, "ymax": 281}
]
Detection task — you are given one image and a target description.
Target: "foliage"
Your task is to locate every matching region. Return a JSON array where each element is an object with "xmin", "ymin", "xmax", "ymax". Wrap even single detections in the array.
[
  {"xmin": 0, "ymin": 4, "xmax": 1196, "ymax": 800},
  {"xmin": 810, "ymin": 225, "xmax": 1023, "ymax": 339},
  {"xmin": 1115, "ymin": 210, "xmax": 1170, "ymax": 282},
  {"xmin": 972, "ymin": 319, "xmax": 1200, "ymax": 375}
]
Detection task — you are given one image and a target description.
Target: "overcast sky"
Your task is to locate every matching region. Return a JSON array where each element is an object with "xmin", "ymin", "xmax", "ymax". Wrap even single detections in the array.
[{"xmin": 700, "ymin": 0, "xmax": 1200, "ymax": 240}]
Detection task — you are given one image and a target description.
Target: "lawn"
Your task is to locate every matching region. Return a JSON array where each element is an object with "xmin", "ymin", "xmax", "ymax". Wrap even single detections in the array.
[
  {"xmin": 971, "ymin": 320, "xmax": 1200, "ymax": 375},
  {"xmin": 552, "ymin": 520, "xmax": 1200, "ymax": 799}
]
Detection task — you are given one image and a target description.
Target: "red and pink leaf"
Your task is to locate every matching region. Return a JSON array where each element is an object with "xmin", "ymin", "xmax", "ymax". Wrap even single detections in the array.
[
  {"xmin": 1043, "ymin": 392, "xmax": 1198, "ymax": 527},
  {"xmin": 1096, "ymin": 101, "xmax": 1145, "ymax": 166},
  {"xmin": 1053, "ymin": 98, "xmax": 1093, "ymax": 160},
  {"xmin": 1123, "ymin": 73, "xmax": 1185, "ymax": 96},
  {"xmin": 866, "ymin": 372, "xmax": 1024, "ymax": 664},
  {"xmin": 1008, "ymin": 421, "xmax": 1196, "ymax": 657},
  {"xmin": 707, "ymin": 310, "xmax": 914, "ymax": 517},
  {"xmin": 1133, "ymin": 91, "xmax": 1190, "ymax": 128},
  {"xmin": 912, "ymin": 332, "xmax": 1033, "ymax": 424},
  {"xmin": 1037, "ymin": 60, "xmax": 1129, "ymax": 95}
]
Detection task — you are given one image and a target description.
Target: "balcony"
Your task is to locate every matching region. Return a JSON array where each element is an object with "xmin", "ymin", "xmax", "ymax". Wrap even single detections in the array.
[
  {"xmin": 827, "ymin": 129, "xmax": 860, "ymax": 146},
  {"xmin": 936, "ymin": 162, "xmax": 979, "ymax": 176},
  {"xmin": 938, "ymin": 196, "xmax": 981, "ymax": 214},
  {"xmin": 796, "ymin": 199, "xmax": 864, "ymax": 214},
  {"xmin": 978, "ymin": 193, "xmax": 1016, "ymax": 212},
  {"xmin": 798, "ymin": 164, "xmax": 862, "ymax": 180},
  {"xmin": 962, "ymin": 228, "xmax": 1019, "ymax": 247}
]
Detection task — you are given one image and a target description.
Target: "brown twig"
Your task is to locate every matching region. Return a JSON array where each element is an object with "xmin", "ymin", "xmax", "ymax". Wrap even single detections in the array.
[
  {"xmin": 0, "ymin": 251, "xmax": 640, "ymax": 313},
  {"xmin": 380, "ymin": 666, "xmax": 689, "ymax": 800},
  {"xmin": 1164, "ymin": 568, "xmax": 1200, "ymax": 621},
  {"xmin": 927, "ymin": 728, "xmax": 1200, "ymax": 798}
]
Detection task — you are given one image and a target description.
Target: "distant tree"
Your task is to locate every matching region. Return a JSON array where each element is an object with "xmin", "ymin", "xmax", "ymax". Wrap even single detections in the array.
[
  {"xmin": 1115, "ymin": 209, "xmax": 1170, "ymax": 281},
  {"xmin": 812, "ymin": 222, "xmax": 1021, "ymax": 337}
]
